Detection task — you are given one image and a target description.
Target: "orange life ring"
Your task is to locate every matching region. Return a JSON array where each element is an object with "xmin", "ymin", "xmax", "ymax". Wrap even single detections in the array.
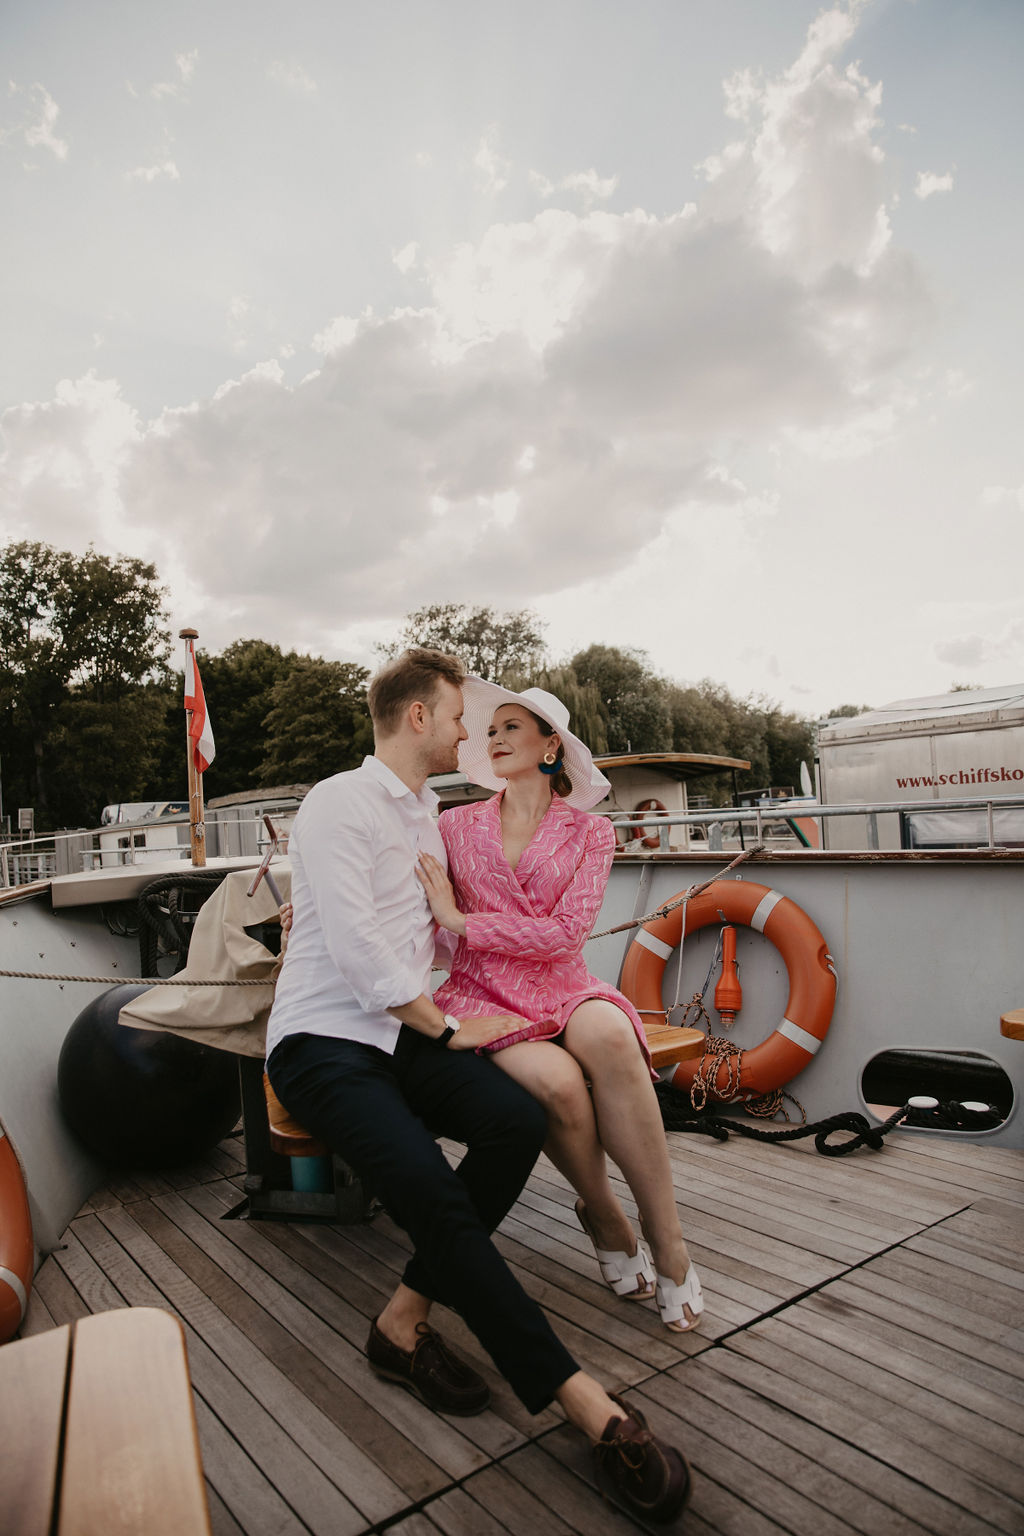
[
  {"xmin": 620, "ymin": 879, "xmax": 837, "ymax": 1102},
  {"xmin": 624, "ymin": 798, "xmax": 668, "ymax": 849},
  {"xmin": 0, "ymin": 1128, "xmax": 33, "ymax": 1342}
]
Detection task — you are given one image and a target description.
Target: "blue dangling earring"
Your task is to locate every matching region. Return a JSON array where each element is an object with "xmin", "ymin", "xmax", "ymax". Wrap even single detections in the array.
[{"xmin": 539, "ymin": 750, "xmax": 563, "ymax": 777}]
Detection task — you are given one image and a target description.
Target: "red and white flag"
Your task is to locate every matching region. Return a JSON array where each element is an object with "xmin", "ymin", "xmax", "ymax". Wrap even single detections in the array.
[{"xmin": 184, "ymin": 641, "xmax": 216, "ymax": 773}]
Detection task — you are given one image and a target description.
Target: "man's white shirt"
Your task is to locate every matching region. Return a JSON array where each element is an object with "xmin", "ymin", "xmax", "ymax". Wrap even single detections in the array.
[{"xmin": 266, "ymin": 756, "xmax": 447, "ymax": 1059}]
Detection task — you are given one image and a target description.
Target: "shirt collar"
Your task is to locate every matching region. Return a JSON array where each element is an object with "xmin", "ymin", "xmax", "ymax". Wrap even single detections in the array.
[{"xmin": 362, "ymin": 754, "xmax": 439, "ymax": 813}]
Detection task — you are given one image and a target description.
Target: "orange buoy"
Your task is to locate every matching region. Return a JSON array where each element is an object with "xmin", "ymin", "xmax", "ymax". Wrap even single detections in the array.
[
  {"xmin": 620, "ymin": 879, "xmax": 837, "ymax": 1103},
  {"xmin": 0, "ymin": 1127, "xmax": 34, "ymax": 1342}
]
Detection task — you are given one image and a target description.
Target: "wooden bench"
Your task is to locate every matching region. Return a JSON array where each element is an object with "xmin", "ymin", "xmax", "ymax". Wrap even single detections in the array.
[
  {"xmin": 1001, "ymin": 1008, "xmax": 1024, "ymax": 1041},
  {"xmin": 0, "ymin": 1306, "xmax": 211, "ymax": 1536}
]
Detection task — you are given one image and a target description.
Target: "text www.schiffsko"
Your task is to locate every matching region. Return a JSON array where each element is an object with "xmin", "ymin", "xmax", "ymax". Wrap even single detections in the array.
[{"xmin": 896, "ymin": 766, "xmax": 1024, "ymax": 788}]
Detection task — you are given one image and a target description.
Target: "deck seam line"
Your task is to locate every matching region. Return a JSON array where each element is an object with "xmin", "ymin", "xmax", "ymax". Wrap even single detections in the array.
[{"xmin": 358, "ymin": 1205, "xmax": 980, "ymax": 1534}]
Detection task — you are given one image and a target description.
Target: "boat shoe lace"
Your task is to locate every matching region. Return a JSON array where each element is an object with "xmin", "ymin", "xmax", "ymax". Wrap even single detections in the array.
[
  {"xmin": 366, "ymin": 1317, "xmax": 491, "ymax": 1416},
  {"xmin": 593, "ymin": 1392, "xmax": 691, "ymax": 1525}
]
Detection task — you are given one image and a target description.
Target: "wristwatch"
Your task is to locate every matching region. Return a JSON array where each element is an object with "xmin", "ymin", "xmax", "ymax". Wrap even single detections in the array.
[{"xmin": 436, "ymin": 1014, "xmax": 461, "ymax": 1048}]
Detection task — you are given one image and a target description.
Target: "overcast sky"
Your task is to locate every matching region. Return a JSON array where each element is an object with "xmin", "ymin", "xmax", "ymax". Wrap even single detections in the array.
[{"xmin": 2, "ymin": 0, "xmax": 1022, "ymax": 718}]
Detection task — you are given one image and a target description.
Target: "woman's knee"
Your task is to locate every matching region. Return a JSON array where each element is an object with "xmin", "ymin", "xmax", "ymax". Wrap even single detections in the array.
[{"xmin": 566, "ymin": 1002, "xmax": 644, "ymax": 1077}]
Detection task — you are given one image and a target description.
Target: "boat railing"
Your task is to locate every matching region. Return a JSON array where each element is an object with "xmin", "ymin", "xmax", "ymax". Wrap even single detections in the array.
[
  {"xmin": 0, "ymin": 809, "xmax": 297, "ymax": 888},
  {"xmin": 3, "ymin": 795, "xmax": 1023, "ymax": 888},
  {"xmin": 607, "ymin": 792, "xmax": 1024, "ymax": 852}
]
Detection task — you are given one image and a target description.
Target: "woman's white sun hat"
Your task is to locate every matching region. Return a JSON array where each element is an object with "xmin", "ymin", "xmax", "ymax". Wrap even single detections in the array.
[{"xmin": 458, "ymin": 678, "xmax": 611, "ymax": 811}]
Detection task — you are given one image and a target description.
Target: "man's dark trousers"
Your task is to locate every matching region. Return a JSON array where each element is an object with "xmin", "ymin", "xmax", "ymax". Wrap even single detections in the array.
[{"xmin": 268, "ymin": 1027, "xmax": 579, "ymax": 1413}]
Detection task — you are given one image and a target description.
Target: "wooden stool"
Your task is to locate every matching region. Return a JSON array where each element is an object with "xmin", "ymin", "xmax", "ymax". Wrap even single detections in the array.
[
  {"xmin": 0, "ymin": 1307, "xmax": 211, "ymax": 1536},
  {"xmin": 642, "ymin": 1024, "xmax": 706, "ymax": 1072},
  {"xmin": 1000, "ymin": 1009, "xmax": 1024, "ymax": 1041},
  {"xmin": 264, "ymin": 1073, "xmax": 328, "ymax": 1157}
]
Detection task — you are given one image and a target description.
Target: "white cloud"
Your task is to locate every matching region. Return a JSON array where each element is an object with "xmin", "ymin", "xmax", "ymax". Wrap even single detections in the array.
[
  {"xmin": 126, "ymin": 159, "xmax": 181, "ymax": 183},
  {"xmin": 151, "ymin": 51, "xmax": 198, "ymax": 100},
  {"xmin": 268, "ymin": 60, "xmax": 317, "ymax": 95},
  {"xmin": 531, "ymin": 167, "xmax": 619, "ymax": 204},
  {"xmin": 2, "ymin": 83, "xmax": 68, "ymax": 161},
  {"xmin": 0, "ymin": 374, "xmax": 140, "ymax": 546},
  {"xmin": 0, "ymin": 5, "xmax": 947, "ymax": 653},
  {"xmin": 473, "ymin": 128, "xmax": 510, "ymax": 194},
  {"xmin": 915, "ymin": 169, "xmax": 954, "ymax": 200},
  {"xmin": 981, "ymin": 483, "xmax": 1024, "ymax": 511},
  {"xmin": 935, "ymin": 618, "xmax": 1024, "ymax": 671},
  {"xmin": 393, "ymin": 241, "xmax": 419, "ymax": 274}
]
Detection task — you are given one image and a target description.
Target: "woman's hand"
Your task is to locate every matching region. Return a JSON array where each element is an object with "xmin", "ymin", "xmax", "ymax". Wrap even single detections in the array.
[
  {"xmin": 417, "ymin": 852, "xmax": 467, "ymax": 936},
  {"xmin": 447, "ymin": 1014, "xmax": 529, "ymax": 1050}
]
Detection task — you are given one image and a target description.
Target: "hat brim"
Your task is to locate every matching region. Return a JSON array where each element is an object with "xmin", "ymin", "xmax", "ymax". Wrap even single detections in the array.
[{"xmin": 458, "ymin": 677, "xmax": 611, "ymax": 811}]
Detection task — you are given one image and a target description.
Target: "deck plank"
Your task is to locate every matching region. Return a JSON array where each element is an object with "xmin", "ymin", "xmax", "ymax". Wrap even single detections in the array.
[{"xmin": 24, "ymin": 1125, "xmax": 1024, "ymax": 1536}]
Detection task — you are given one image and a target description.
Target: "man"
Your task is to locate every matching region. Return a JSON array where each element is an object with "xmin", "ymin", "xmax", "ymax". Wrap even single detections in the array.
[{"xmin": 266, "ymin": 648, "xmax": 689, "ymax": 1525}]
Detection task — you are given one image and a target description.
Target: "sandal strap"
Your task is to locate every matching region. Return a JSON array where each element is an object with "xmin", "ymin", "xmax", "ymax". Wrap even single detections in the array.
[
  {"xmin": 655, "ymin": 1264, "xmax": 704, "ymax": 1324},
  {"xmin": 593, "ymin": 1241, "xmax": 655, "ymax": 1297}
]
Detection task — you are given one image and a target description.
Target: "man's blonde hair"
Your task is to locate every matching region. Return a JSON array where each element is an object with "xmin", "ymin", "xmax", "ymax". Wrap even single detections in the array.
[{"xmin": 367, "ymin": 647, "xmax": 466, "ymax": 734}]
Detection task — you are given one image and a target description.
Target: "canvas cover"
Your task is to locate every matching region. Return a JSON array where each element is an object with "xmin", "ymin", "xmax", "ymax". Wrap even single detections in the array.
[{"xmin": 118, "ymin": 864, "xmax": 292, "ymax": 1057}]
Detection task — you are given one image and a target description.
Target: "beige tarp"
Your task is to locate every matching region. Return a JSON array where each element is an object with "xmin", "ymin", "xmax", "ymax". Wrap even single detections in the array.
[{"xmin": 118, "ymin": 865, "xmax": 292, "ymax": 1058}]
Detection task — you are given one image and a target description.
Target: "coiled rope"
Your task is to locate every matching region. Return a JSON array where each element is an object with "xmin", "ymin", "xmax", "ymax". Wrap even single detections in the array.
[{"xmin": 654, "ymin": 1085, "xmax": 910, "ymax": 1156}]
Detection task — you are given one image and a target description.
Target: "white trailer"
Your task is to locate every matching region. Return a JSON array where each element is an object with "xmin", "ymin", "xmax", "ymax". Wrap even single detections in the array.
[{"xmin": 816, "ymin": 683, "xmax": 1024, "ymax": 850}]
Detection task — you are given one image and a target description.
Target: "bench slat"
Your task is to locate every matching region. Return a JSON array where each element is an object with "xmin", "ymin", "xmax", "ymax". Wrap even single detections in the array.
[
  {"xmin": 0, "ymin": 1322, "xmax": 71, "ymax": 1536},
  {"xmin": 58, "ymin": 1307, "xmax": 212, "ymax": 1536}
]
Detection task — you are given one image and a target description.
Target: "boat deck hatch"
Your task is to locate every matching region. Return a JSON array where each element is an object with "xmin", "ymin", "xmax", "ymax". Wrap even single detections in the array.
[{"xmin": 862, "ymin": 1046, "xmax": 1014, "ymax": 1131}]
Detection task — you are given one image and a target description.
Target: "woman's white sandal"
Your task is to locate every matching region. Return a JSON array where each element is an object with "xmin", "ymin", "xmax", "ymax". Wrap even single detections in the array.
[
  {"xmin": 575, "ymin": 1199, "xmax": 655, "ymax": 1300},
  {"xmin": 655, "ymin": 1265, "xmax": 704, "ymax": 1332}
]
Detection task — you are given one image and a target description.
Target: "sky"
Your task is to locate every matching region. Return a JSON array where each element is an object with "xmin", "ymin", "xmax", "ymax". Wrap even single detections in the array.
[{"xmin": 2, "ymin": 0, "xmax": 1022, "ymax": 719}]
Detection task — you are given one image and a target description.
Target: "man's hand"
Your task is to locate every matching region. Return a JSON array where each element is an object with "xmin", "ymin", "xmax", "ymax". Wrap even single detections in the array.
[
  {"xmin": 417, "ymin": 852, "xmax": 467, "ymax": 936},
  {"xmin": 279, "ymin": 901, "xmax": 294, "ymax": 954},
  {"xmin": 448, "ymin": 1014, "xmax": 529, "ymax": 1050}
]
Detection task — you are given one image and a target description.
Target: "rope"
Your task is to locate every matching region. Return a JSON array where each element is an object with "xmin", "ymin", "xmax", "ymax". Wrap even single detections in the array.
[
  {"xmin": 654, "ymin": 1083, "xmax": 910, "ymax": 1156},
  {"xmin": 0, "ymin": 969, "xmax": 273, "ymax": 986},
  {"xmin": 587, "ymin": 843, "xmax": 764, "ymax": 942}
]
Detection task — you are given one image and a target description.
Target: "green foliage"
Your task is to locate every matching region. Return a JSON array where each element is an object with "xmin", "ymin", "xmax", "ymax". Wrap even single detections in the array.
[
  {"xmin": 824, "ymin": 702, "xmax": 874, "ymax": 718},
  {"xmin": 0, "ymin": 575, "xmax": 826, "ymax": 829},
  {"xmin": 47, "ymin": 691, "xmax": 174, "ymax": 827},
  {"xmin": 260, "ymin": 657, "xmax": 373, "ymax": 786},
  {"xmin": 0, "ymin": 540, "xmax": 170, "ymax": 827},
  {"xmin": 200, "ymin": 639, "xmax": 302, "ymax": 796},
  {"xmin": 569, "ymin": 644, "xmax": 673, "ymax": 753},
  {"xmin": 383, "ymin": 603, "xmax": 547, "ymax": 683}
]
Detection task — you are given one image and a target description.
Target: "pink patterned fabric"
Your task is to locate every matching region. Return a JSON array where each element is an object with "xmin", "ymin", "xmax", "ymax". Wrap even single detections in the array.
[{"xmin": 434, "ymin": 793, "xmax": 653, "ymax": 1072}]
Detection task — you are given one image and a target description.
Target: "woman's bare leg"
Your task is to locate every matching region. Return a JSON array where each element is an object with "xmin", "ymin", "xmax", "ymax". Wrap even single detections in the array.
[
  {"xmin": 563, "ymin": 1001, "xmax": 696, "ymax": 1315},
  {"xmin": 492, "ymin": 1040, "xmax": 639, "ymax": 1258}
]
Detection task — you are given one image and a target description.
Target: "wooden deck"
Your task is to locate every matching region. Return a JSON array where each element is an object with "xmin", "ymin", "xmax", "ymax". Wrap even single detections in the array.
[{"xmin": 21, "ymin": 1126, "xmax": 1024, "ymax": 1535}]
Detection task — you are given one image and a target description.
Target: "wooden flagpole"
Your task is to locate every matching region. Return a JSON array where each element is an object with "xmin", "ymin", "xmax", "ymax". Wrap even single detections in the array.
[{"xmin": 180, "ymin": 627, "xmax": 207, "ymax": 867}]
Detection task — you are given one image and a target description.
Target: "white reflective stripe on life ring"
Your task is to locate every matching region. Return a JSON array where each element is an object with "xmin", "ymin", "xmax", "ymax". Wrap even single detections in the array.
[
  {"xmin": 750, "ymin": 889, "xmax": 785, "ymax": 932},
  {"xmin": 0, "ymin": 1265, "xmax": 28, "ymax": 1320},
  {"xmin": 635, "ymin": 929, "xmax": 675, "ymax": 962},
  {"xmin": 777, "ymin": 1017, "xmax": 823, "ymax": 1055}
]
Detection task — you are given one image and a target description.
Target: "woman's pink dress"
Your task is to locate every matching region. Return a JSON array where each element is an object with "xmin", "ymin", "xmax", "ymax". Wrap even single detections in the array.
[{"xmin": 434, "ymin": 793, "xmax": 653, "ymax": 1071}]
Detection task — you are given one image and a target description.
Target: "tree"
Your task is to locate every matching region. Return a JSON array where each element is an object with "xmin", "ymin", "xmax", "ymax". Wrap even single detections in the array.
[
  {"xmin": 0, "ymin": 541, "xmax": 170, "ymax": 825},
  {"xmin": 260, "ymin": 658, "xmax": 373, "ymax": 786},
  {"xmin": 383, "ymin": 604, "xmax": 547, "ymax": 683},
  {"xmin": 199, "ymin": 639, "xmax": 302, "ymax": 797},
  {"xmin": 569, "ymin": 644, "xmax": 672, "ymax": 753}
]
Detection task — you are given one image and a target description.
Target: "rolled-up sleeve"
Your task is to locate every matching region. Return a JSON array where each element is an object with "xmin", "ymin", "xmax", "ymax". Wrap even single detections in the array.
[
  {"xmin": 463, "ymin": 818, "xmax": 614, "ymax": 959},
  {"xmin": 299, "ymin": 790, "xmax": 426, "ymax": 1012}
]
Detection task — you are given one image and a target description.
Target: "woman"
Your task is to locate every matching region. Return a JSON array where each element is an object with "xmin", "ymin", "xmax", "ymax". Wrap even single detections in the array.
[{"xmin": 418, "ymin": 680, "xmax": 703, "ymax": 1332}]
